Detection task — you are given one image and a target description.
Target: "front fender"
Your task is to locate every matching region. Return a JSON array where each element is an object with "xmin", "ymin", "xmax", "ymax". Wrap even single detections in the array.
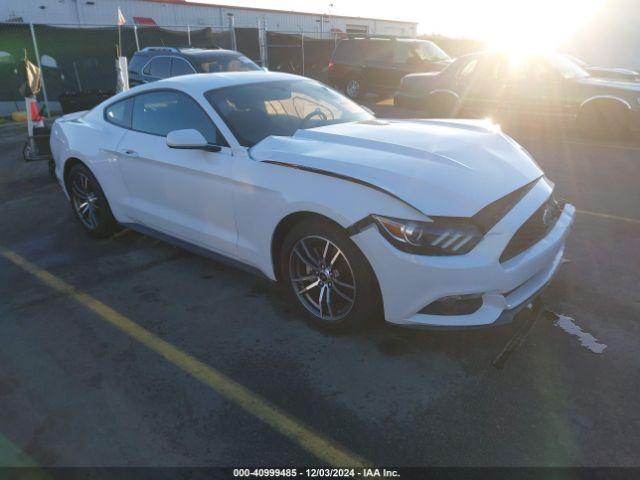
[{"xmin": 232, "ymin": 157, "xmax": 425, "ymax": 280}]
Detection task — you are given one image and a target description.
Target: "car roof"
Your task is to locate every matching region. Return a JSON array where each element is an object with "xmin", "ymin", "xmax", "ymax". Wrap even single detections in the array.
[
  {"xmin": 179, "ymin": 48, "xmax": 244, "ymax": 58},
  {"xmin": 113, "ymin": 71, "xmax": 304, "ymax": 100},
  {"xmin": 134, "ymin": 47, "xmax": 243, "ymax": 57}
]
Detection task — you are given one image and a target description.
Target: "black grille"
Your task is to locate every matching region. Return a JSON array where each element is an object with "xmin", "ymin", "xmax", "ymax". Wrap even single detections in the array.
[{"xmin": 500, "ymin": 195, "xmax": 563, "ymax": 263}]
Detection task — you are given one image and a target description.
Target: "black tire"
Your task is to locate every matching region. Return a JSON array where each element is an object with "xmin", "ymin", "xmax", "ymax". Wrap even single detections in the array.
[
  {"xmin": 279, "ymin": 218, "xmax": 381, "ymax": 332},
  {"xmin": 577, "ymin": 101, "xmax": 629, "ymax": 139},
  {"xmin": 66, "ymin": 163, "xmax": 120, "ymax": 238},
  {"xmin": 343, "ymin": 75, "xmax": 365, "ymax": 100}
]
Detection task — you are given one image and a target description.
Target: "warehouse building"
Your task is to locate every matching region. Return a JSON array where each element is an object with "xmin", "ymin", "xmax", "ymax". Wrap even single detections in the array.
[{"xmin": 1, "ymin": 0, "xmax": 417, "ymax": 37}]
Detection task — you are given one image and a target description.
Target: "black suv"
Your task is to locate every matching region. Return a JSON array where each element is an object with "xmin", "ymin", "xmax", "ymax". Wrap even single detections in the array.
[
  {"xmin": 328, "ymin": 37, "xmax": 451, "ymax": 99},
  {"xmin": 128, "ymin": 47, "xmax": 261, "ymax": 86}
]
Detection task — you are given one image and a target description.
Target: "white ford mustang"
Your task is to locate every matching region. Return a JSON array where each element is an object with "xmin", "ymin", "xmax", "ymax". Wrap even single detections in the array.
[{"xmin": 51, "ymin": 71, "xmax": 575, "ymax": 330}]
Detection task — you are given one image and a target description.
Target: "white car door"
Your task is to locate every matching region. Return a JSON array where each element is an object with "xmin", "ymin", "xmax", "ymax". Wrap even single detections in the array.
[{"xmin": 116, "ymin": 89, "xmax": 238, "ymax": 257}]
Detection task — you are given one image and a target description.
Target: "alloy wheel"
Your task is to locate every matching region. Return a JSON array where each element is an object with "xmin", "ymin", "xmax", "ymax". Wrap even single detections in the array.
[
  {"xmin": 346, "ymin": 79, "xmax": 361, "ymax": 99},
  {"xmin": 289, "ymin": 235, "xmax": 357, "ymax": 322},
  {"xmin": 70, "ymin": 171, "xmax": 101, "ymax": 230}
]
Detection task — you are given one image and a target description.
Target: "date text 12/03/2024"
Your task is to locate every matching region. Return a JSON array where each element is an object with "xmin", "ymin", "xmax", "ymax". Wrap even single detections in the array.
[{"xmin": 232, "ymin": 468, "xmax": 401, "ymax": 477}]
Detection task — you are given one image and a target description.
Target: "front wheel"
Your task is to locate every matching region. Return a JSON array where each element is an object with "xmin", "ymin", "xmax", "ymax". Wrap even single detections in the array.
[
  {"xmin": 67, "ymin": 163, "xmax": 120, "ymax": 238},
  {"xmin": 280, "ymin": 218, "xmax": 381, "ymax": 331},
  {"xmin": 577, "ymin": 101, "xmax": 630, "ymax": 139},
  {"xmin": 426, "ymin": 92, "xmax": 459, "ymax": 118}
]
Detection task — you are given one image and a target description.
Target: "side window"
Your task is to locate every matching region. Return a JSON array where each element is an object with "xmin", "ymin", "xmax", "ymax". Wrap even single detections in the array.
[
  {"xmin": 145, "ymin": 57, "xmax": 171, "ymax": 78},
  {"xmin": 366, "ymin": 40, "xmax": 393, "ymax": 63},
  {"xmin": 132, "ymin": 90, "xmax": 228, "ymax": 146},
  {"xmin": 171, "ymin": 58, "xmax": 195, "ymax": 76},
  {"xmin": 456, "ymin": 58, "xmax": 479, "ymax": 83},
  {"xmin": 104, "ymin": 97, "xmax": 133, "ymax": 128},
  {"xmin": 128, "ymin": 55, "xmax": 148, "ymax": 74},
  {"xmin": 393, "ymin": 43, "xmax": 411, "ymax": 64},
  {"xmin": 332, "ymin": 40, "xmax": 364, "ymax": 64}
]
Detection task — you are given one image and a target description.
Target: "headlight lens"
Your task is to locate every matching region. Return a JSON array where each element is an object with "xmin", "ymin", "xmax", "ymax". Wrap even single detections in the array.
[{"xmin": 372, "ymin": 215, "xmax": 483, "ymax": 255}]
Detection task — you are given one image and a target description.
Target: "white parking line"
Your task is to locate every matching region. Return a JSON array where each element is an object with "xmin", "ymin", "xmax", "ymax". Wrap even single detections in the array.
[{"xmin": 553, "ymin": 314, "xmax": 607, "ymax": 354}]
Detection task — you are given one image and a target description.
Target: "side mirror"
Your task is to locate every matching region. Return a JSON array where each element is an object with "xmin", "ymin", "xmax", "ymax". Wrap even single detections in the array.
[
  {"xmin": 262, "ymin": 66, "xmax": 269, "ymax": 72},
  {"xmin": 166, "ymin": 129, "xmax": 221, "ymax": 152}
]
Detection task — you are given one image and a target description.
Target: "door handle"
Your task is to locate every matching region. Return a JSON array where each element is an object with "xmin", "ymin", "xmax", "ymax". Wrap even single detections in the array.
[{"xmin": 121, "ymin": 149, "xmax": 139, "ymax": 157}]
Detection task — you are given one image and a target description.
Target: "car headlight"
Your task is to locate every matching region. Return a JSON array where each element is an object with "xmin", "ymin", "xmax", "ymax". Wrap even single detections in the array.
[{"xmin": 372, "ymin": 215, "xmax": 483, "ymax": 255}]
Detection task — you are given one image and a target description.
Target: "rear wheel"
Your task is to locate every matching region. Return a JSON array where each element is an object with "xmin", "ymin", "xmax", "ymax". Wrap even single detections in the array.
[
  {"xmin": 577, "ymin": 100, "xmax": 630, "ymax": 139},
  {"xmin": 427, "ymin": 92, "xmax": 459, "ymax": 118},
  {"xmin": 67, "ymin": 163, "xmax": 119, "ymax": 238},
  {"xmin": 280, "ymin": 218, "xmax": 381, "ymax": 331},
  {"xmin": 344, "ymin": 75, "xmax": 364, "ymax": 100}
]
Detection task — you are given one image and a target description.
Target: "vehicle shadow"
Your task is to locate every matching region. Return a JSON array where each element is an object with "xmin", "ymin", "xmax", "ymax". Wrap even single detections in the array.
[{"xmin": 255, "ymin": 271, "xmax": 537, "ymax": 369}]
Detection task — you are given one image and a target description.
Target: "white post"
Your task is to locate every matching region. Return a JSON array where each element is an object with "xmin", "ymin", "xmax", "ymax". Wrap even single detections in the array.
[
  {"xmin": 258, "ymin": 17, "xmax": 268, "ymax": 69},
  {"xmin": 29, "ymin": 22, "xmax": 50, "ymax": 117},
  {"xmin": 187, "ymin": 24, "xmax": 191, "ymax": 46},
  {"xmin": 115, "ymin": 56, "xmax": 130, "ymax": 93},
  {"xmin": 134, "ymin": 24, "xmax": 141, "ymax": 50}
]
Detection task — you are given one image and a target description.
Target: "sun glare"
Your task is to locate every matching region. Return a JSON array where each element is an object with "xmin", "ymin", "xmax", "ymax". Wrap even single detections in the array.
[{"xmin": 482, "ymin": 0, "xmax": 606, "ymax": 56}]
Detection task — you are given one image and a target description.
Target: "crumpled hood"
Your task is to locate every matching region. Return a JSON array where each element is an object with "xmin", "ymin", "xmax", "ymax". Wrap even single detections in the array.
[{"xmin": 250, "ymin": 119, "xmax": 543, "ymax": 217}]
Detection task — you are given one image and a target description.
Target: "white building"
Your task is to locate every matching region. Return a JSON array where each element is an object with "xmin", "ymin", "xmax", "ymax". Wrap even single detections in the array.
[{"xmin": 1, "ymin": 0, "xmax": 417, "ymax": 37}]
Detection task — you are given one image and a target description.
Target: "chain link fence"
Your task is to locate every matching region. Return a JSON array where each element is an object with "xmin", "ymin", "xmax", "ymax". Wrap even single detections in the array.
[
  {"xmin": 0, "ymin": 22, "xmax": 252, "ymax": 117},
  {"xmin": 0, "ymin": 22, "xmax": 484, "ymax": 120},
  {"xmin": 267, "ymin": 31, "xmax": 340, "ymax": 82}
]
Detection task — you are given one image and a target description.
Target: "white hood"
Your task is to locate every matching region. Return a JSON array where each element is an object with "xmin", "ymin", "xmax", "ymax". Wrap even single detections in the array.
[{"xmin": 250, "ymin": 119, "xmax": 543, "ymax": 217}]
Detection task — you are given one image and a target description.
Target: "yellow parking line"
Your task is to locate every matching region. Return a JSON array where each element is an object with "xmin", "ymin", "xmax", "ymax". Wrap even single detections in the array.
[
  {"xmin": 0, "ymin": 248, "xmax": 366, "ymax": 467},
  {"xmin": 576, "ymin": 209, "xmax": 640, "ymax": 225}
]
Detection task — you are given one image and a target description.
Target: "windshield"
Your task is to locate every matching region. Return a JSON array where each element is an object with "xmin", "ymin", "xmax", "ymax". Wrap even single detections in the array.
[
  {"xmin": 548, "ymin": 53, "xmax": 590, "ymax": 79},
  {"xmin": 198, "ymin": 54, "xmax": 261, "ymax": 73},
  {"xmin": 413, "ymin": 41, "xmax": 451, "ymax": 62},
  {"xmin": 205, "ymin": 79, "xmax": 373, "ymax": 147}
]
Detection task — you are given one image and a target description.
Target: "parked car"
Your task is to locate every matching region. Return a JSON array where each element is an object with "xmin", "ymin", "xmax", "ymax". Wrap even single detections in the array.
[
  {"xmin": 563, "ymin": 54, "xmax": 640, "ymax": 82},
  {"xmin": 50, "ymin": 72, "xmax": 574, "ymax": 331},
  {"xmin": 128, "ymin": 47, "xmax": 261, "ymax": 85},
  {"xmin": 328, "ymin": 37, "xmax": 451, "ymax": 99},
  {"xmin": 395, "ymin": 52, "xmax": 640, "ymax": 137}
]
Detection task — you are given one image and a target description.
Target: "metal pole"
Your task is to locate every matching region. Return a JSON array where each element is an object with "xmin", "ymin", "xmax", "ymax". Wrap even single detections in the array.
[
  {"xmin": 299, "ymin": 27, "xmax": 305, "ymax": 77},
  {"xmin": 72, "ymin": 61, "xmax": 83, "ymax": 91},
  {"xmin": 228, "ymin": 14, "xmax": 236, "ymax": 50},
  {"xmin": 263, "ymin": 17, "xmax": 268, "ymax": 69},
  {"xmin": 134, "ymin": 24, "xmax": 141, "ymax": 50},
  {"xmin": 29, "ymin": 23, "xmax": 50, "ymax": 117},
  {"xmin": 187, "ymin": 24, "xmax": 191, "ymax": 46}
]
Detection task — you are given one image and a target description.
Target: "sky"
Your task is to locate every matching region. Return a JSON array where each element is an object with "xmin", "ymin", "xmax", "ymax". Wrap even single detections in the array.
[{"xmin": 189, "ymin": 0, "xmax": 608, "ymax": 49}]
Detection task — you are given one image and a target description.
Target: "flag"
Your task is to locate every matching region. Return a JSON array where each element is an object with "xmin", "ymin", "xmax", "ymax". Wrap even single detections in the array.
[{"xmin": 117, "ymin": 7, "xmax": 126, "ymax": 26}]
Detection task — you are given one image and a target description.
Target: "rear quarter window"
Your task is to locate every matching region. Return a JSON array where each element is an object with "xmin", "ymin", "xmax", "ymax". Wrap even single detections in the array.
[
  {"xmin": 332, "ymin": 40, "xmax": 365, "ymax": 64},
  {"xmin": 128, "ymin": 55, "xmax": 148, "ymax": 74},
  {"xmin": 104, "ymin": 97, "xmax": 133, "ymax": 128},
  {"xmin": 144, "ymin": 57, "xmax": 171, "ymax": 78}
]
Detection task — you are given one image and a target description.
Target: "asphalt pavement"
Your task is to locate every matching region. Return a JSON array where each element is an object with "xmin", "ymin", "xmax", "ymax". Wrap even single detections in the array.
[{"xmin": 0, "ymin": 103, "xmax": 639, "ymax": 468}]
